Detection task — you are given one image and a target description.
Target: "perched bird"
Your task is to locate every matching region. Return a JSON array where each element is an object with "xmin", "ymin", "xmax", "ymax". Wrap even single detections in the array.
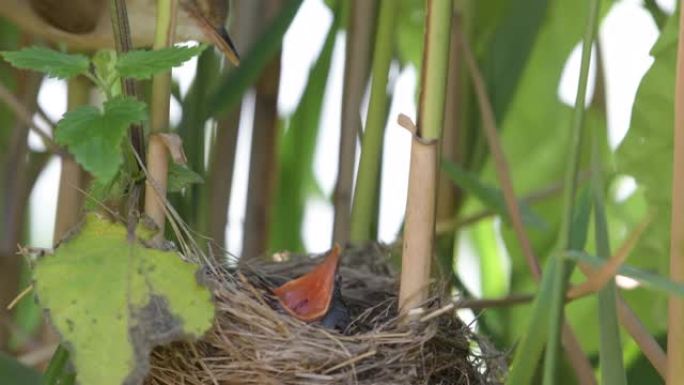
[
  {"xmin": 180, "ymin": 0, "xmax": 240, "ymax": 65},
  {"xmin": 273, "ymin": 244, "xmax": 350, "ymax": 330},
  {"xmin": 0, "ymin": 0, "xmax": 239, "ymax": 65}
]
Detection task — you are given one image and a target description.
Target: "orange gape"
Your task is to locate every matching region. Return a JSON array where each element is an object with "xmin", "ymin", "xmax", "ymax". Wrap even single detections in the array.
[{"xmin": 273, "ymin": 244, "xmax": 342, "ymax": 322}]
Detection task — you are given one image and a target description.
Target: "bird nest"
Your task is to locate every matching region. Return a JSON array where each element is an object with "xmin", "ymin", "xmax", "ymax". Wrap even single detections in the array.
[{"xmin": 144, "ymin": 244, "xmax": 504, "ymax": 384}]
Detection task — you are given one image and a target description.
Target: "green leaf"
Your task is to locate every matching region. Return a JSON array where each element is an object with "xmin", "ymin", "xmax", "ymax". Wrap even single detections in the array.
[
  {"xmin": 480, "ymin": 0, "xmax": 549, "ymax": 123},
  {"xmin": 441, "ymin": 160, "xmax": 546, "ymax": 229},
  {"xmin": 616, "ymin": 9, "xmax": 678, "ymax": 276},
  {"xmin": 0, "ymin": 46, "xmax": 89, "ymax": 79},
  {"xmin": 55, "ymin": 97, "xmax": 147, "ymax": 181},
  {"xmin": 167, "ymin": 163, "xmax": 204, "ymax": 193},
  {"xmin": 395, "ymin": 0, "xmax": 424, "ymax": 68},
  {"xmin": 33, "ymin": 213, "xmax": 214, "ymax": 385},
  {"xmin": 116, "ymin": 44, "xmax": 206, "ymax": 79},
  {"xmin": 0, "ymin": 352, "xmax": 44, "ymax": 385}
]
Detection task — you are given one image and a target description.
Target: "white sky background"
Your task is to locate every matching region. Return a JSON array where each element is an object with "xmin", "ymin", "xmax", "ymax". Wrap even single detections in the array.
[{"xmin": 29, "ymin": 0, "xmax": 675, "ymax": 269}]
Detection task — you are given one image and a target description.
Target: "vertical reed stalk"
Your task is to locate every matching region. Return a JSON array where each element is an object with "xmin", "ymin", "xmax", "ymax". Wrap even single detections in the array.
[
  {"xmin": 437, "ymin": 13, "xmax": 464, "ymax": 222},
  {"xmin": 349, "ymin": 0, "xmax": 396, "ymax": 243},
  {"xmin": 588, "ymin": 44, "xmax": 627, "ymax": 385},
  {"xmin": 144, "ymin": 0, "xmax": 177, "ymax": 243},
  {"xmin": 242, "ymin": 0, "xmax": 282, "ymax": 259},
  {"xmin": 242, "ymin": 55, "xmax": 281, "ymax": 259},
  {"xmin": 54, "ymin": 76, "xmax": 90, "ymax": 242},
  {"xmin": 398, "ymin": 118, "xmax": 439, "ymax": 311},
  {"xmin": 592, "ymin": 114, "xmax": 627, "ymax": 385},
  {"xmin": 204, "ymin": 0, "xmax": 257, "ymax": 254},
  {"xmin": 0, "ymin": 70, "xmax": 40, "ymax": 348},
  {"xmin": 668, "ymin": 2, "xmax": 684, "ymax": 383},
  {"xmin": 206, "ymin": 110, "xmax": 240, "ymax": 254},
  {"xmin": 332, "ymin": 0, "xmax": 377, "ymax": 245},
  {"xmin": 542, "ymin": 0, "xmax": 599, "ymax": 383},
  {"xmin": 398, "ymin": 0, "xmax": 452, "ymax": 312}
]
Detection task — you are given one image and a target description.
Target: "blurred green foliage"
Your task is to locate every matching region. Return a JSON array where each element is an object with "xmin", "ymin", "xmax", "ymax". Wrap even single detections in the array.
[{"xmin": 0, "ymin": 0, "xmax": 679, "ymax": 383}]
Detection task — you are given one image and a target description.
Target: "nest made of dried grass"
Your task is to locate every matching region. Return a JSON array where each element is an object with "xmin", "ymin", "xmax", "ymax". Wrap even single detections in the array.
[{"xmin": 145, "ymin": 244, "xmax": 505, "ymax": 385}]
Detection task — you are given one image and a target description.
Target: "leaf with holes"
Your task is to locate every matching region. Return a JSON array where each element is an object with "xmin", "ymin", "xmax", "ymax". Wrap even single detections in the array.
[
  {"xmin": 33, "ymin": 213, "xmax": 214, "ymax": 385},
  {"xmin": 55, "ymin": 97, "xmax": 147, "ymax": 181}
]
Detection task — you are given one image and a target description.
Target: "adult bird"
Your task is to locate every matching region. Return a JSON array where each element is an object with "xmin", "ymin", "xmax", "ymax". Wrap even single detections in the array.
[{"xmin": 0, "ymin": 0, "xmax": 240, "ymax": 65}]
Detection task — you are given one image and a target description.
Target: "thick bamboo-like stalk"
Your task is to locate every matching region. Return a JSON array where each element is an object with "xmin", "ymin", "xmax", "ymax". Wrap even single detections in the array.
[
  {"xmin": 144, "ymin": 0, "xmax": 177, "ymax": 243},
  {"xmin": 332, "ymin": 0, "xmax": 377, "ymax": 245},
  {"xmin": 398, "ymin": 116, "xmax": 438, "ymax": 311},
  {"xmin": 416, "ymin": 0, "xmax": 452, "ymax": 142},
  {"xmin": 349, "ymin": 0, "xmax": 396, "ymax": 243},
  {"xmin": 398, "ymin": 0, "xmax": 452, "ymax": 312},
  {"xmin": 668, "ymin": 2, "xmax": 684, "ymax": 383}
]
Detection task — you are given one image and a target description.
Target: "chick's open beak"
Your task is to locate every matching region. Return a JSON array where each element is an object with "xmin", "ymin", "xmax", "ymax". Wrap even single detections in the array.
[{"xmin": 273, "ymin": 244, "xmax": 342, "ymax": 322}]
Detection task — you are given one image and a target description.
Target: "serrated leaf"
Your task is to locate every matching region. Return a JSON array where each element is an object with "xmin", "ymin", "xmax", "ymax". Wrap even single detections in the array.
[
  {"xmin": 167, "ymin": 163, "xmax": 204, "ymax": 193},
  {"xmin": 0, "ymin": 47, "xmax": 89, "ymax": 79},
  {"xmin": 33, "ymin": 214, "xmax": 214, "ymax": 385},
  {"xmin": 55, "ymin": 97, "xmax": 147, "ymax": 181},
  {"xmin": 116, "ymin": 45, "xmax": 206, "ymax": 79}
]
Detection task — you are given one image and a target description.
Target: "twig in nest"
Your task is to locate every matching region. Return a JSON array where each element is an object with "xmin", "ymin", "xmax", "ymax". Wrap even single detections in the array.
[{"xmin": 6, "ymin": 284, "xmax": 33, "ymax": 310}]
